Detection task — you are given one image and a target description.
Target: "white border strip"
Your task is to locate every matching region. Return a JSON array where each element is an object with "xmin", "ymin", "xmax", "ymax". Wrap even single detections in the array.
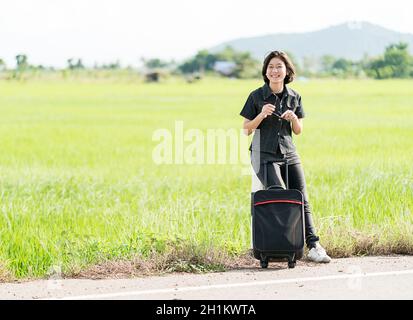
[{"xmin": 43, "ymin": 269, "xmax": 413, "ymax": 300}]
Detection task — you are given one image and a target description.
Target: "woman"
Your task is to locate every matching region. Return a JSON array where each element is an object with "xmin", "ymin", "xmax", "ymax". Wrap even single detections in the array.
[{"xmin": 240, "ymin": 50, "xmax": 331, "ymax": 263}]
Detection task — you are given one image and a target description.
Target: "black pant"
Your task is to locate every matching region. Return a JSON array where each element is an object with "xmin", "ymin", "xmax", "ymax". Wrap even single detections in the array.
[{"xmin": 253, "ymin": 161, "xmax": 320, "ymax": 248}]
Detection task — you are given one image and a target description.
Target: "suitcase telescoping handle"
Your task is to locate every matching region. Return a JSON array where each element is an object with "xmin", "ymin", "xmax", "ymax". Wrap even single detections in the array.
[{"xmin": 264, "ymin": 159, "xmax": 289, "ymax": 190}]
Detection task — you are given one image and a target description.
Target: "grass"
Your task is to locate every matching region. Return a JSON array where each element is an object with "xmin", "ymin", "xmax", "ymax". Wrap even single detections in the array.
[{"xmin": 0, "ymin": 76, "xmax": 412, "ymax": 280}]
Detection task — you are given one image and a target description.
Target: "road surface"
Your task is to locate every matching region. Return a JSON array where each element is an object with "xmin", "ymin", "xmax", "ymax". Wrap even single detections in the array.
[{"xmin": 1, "ymin": 255, "xmax": 413, "ymax": 300}]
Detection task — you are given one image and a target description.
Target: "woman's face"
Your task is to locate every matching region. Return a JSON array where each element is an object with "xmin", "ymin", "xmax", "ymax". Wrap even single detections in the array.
[{"xmin": 266, "ymin": 57, "xmax": 287, "ymax": 84}]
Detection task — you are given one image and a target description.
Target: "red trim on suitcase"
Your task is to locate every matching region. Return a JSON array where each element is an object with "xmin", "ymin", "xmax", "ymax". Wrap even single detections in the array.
[{"xmin": 254, "ymin": 200, "xmax": 303, "ymax": 206}]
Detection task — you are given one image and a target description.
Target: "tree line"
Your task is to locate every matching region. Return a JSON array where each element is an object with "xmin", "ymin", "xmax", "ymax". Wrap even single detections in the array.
[
  {"xmin": 306, "ymin": 42, "xmax": 413, "ymax": 79},
  {"xmin": 1, "ymin": 42, "xmax": 412, "ymax": 80},
  {"xmin": 141, "ymin": 42, "xmax": 413, "ymax": 80}
]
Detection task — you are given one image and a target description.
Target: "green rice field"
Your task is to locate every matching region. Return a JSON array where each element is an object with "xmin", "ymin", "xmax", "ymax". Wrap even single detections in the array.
[{"xmin": 0, "ymin": 77, "xmax": 412, "ymax": 279}]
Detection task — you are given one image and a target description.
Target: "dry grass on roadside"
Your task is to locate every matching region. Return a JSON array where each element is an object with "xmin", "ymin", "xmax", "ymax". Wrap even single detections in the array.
[
  {"xmin": 68, "ymin": 249, "xmax": 262, "ymax": 280},
  {"xmin": 47, "ymin": 231, "xmax": 413, "ymax": 280},
  {"xmin": 0, "ymin": 264, "xmax": 12, "ymax": 282}
]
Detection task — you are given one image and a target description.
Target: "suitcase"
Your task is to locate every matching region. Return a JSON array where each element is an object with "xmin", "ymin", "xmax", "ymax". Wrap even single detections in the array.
[{"xmin": 251, "ymin": 159, "xmax": 305, "ymax": 269}]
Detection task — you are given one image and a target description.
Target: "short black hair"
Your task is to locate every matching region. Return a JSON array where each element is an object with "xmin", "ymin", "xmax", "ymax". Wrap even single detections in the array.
[{"xmin": 262, "ymin": 51, "xmax": 296, "ymax": 85}]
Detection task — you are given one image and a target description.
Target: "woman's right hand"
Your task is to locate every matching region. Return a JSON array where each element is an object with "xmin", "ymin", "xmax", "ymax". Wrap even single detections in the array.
[{"xmin": 260, "ymin": 104, "xmax": 276, "ymax": 119}]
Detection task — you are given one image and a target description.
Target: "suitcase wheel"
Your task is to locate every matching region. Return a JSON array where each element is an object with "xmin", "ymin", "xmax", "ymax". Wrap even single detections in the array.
[
  {"xmin": 288, "ymin": 261, "xmax": 296, "ymax": 269},
  {"xmin": 260, "ymin": 258, "xmax": 269, "ymax": 269}
]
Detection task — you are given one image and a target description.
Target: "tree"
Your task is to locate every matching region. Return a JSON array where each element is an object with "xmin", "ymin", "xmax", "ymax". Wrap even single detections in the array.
[
  {"xmin": 67, "ymin": 58, "xmax": 84, "ymax": 70},
  {"xmin": 320, "ymin": 55, "xmax": 336, "ymax": 74},
  {"xmin": 178, "ymin": 50, "xmax": 217, "ymax": 74},
  {"xmin": 16, "ymin": 54, "xmax": 28, "ymax": 70},
  {"xmin": 141, "ymin": 58, "xmax": 169, "ymax": 69},
  {"xmin": 331, "ymin": 58, "xmax": 354, "ymax": 77},
  {"xmin": 366, "ymin": 42, "xmax": 411, "ymax": 79},
  {"xmin": 230, "ymin": 50, "xmax": 260, "ymax": 78},
  {"xmin": 213, "ymin": 46, "xmax": 259, "ymax": 78},
  {"xmin": 383, "ymin": 42, "xmax": 410, "ymax": 78},
  {"xmin": 97, "ymin": 60, "xmax": 121, "ymax": 69}
]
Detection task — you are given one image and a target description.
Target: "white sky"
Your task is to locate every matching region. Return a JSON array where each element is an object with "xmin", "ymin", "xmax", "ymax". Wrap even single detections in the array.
[{"xmin": 1, "ymin": 0, "xmax": 412, "ymax": 68}]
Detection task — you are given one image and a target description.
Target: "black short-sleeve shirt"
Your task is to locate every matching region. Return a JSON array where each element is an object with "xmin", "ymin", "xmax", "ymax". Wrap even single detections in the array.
[{"xmin": 240, "ymin": 83, "xmax": 305, "ymax": 160}]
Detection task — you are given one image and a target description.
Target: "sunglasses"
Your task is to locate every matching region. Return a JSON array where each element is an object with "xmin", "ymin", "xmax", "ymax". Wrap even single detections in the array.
[{"xmin": 272, "ymin": 111, "xmax": 283, "ymax": 118}]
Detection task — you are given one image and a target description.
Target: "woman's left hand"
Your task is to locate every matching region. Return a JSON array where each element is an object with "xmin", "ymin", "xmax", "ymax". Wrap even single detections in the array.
[{"xmin": 281, "ymin": 110, "xmax": 298, "ymax": 122}]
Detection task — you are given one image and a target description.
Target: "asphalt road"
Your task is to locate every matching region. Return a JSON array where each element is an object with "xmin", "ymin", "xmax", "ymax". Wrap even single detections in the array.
[{"xmin": 1, "ymin": 255, "xmax": 413, "ymax": 300}]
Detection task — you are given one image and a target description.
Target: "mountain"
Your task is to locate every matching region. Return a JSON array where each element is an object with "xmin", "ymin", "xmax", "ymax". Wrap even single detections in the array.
[{"xmin": 210, "ymin": 21, "xmax": 413, "ymax": 62}]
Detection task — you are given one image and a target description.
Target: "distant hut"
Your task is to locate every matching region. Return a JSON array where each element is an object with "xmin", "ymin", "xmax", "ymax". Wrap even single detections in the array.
[
  {"xmin": 145, "ymin": 71, "xmax": 160, "ymax": 83},
  {"xmin": 213, "ymin": 61, "xmax": 237, "ymax": 77}
]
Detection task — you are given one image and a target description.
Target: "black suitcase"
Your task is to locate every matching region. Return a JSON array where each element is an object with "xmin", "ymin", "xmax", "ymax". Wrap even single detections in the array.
[{"xmin": 251, "ymin": 159, "xmax": 305, "ymax": 269}]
